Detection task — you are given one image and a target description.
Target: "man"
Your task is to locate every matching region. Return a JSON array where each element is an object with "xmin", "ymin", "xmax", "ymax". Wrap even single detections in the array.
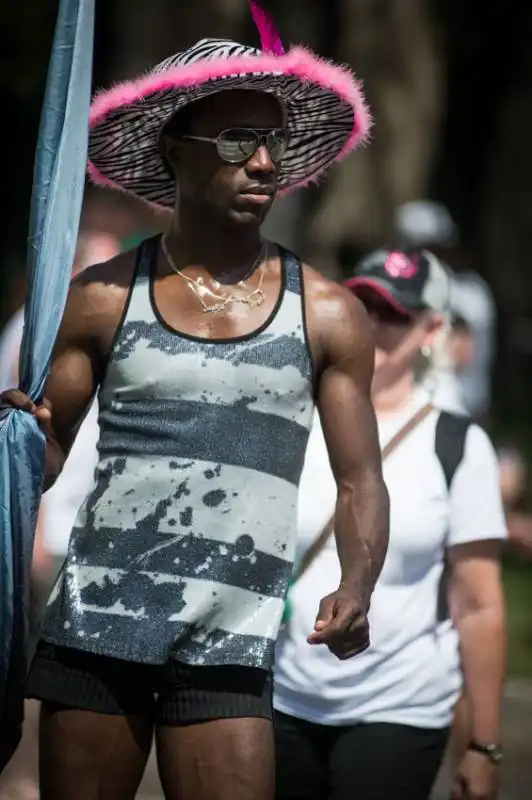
[{"xmin": 2, "ymin": 19, "xmax": 388, "ymax": 800}]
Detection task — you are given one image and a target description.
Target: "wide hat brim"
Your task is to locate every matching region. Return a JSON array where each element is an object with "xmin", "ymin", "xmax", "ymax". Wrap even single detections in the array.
[{"xmin": 88, "ymin": 43, "xmax": 372, "ymax": 209}]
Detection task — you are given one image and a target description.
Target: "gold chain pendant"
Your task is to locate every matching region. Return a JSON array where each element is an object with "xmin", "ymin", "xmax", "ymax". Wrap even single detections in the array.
[
  {"xmin": 247, "ymin": 290, "xmax": 265, "ymax": 308},
  {"xmin": 161, "ymin": 235, "xmax": 267, "ymax": 315},
  {"xmin": 203, "ymin": 302, "xmax": 228, "ymax": 314}
]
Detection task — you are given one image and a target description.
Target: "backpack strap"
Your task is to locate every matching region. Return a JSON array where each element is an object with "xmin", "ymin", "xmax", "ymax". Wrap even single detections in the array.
[
  {"xmin": 281, "ymin": 404, "xmax": 435, "ymax": 627},
  {"xmin": 435, "ymin": 411, "xmax": 471, "ymax": 489},
  {"xmin": 292, "ymin": 403, "xmax": 434, "ymax": 585},
  {"xmin": 435, "ymin": 411, "xmax": 472, "ymax": 622}
]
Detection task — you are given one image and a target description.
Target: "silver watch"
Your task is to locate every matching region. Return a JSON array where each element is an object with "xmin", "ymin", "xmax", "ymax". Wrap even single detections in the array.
[{"xmin": 468, "ymin": 741, "xmax": 503, "ymax": 764}]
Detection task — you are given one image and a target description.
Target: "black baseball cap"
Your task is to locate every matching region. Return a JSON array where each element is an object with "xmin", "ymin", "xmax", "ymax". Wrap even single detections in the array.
[{"xmin": 344, "ymin": 248, "xmax": 450, "ymax": 316}]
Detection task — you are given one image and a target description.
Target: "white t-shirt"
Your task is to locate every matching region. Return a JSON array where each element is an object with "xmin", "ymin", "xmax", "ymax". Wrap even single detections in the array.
[
  {"xmin": 0, "ymin": 308, "xmax": 99, "ymax": 556},
  {"xmin": 431, "ymin": 370, "xmax": 467, "ymax": 415},
  {"xmin": 274, "ymin": 390, "xmax": 507, "ymax": 729}
]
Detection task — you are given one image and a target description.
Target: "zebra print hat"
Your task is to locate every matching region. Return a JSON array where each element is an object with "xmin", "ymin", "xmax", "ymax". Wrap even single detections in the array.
[{"xmin": 88, "ymin": 4, "xmax": 371, "ymax": 209}]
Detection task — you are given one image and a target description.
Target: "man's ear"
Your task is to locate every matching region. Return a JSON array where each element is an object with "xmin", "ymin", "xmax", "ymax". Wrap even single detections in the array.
[
  {"xmin": 160, "ymin": 134, "xmax": 179, "ymax": 177},
  {"xmin": 163, "ymin": 134, "xmax": 181, "ymax": 159}
]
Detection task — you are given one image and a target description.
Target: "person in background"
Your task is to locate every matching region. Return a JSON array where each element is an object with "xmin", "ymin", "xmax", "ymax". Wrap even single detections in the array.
[
  {"xmin": 394, "ymin": 200, "xmax": 497, "ymax": 421},
  {"xmin": 432, "ymin": 312, "xmax": 476, "ymax": 415},
  {"xmin": 0, "ymin": 228, "xmax": 119, "ymax": 800},
  {"xmin": 274, "ymin": 248, "xmax": 507, "ymax": 800}
]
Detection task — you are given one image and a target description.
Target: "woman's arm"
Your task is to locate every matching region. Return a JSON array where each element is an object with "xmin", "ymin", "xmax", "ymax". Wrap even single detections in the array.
[
  {"xmin": 444, "ymin": 423, "xmax": 507, "ymax": 799},
  {"xmin": 449, "ymin": 540, "xmax": 506, "ymax": 746}
]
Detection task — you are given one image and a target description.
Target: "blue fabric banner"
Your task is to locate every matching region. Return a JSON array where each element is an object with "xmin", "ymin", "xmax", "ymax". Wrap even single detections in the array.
[{"xmin": 0, "ymin": 0, "xmax": 94, "ymax": 770}]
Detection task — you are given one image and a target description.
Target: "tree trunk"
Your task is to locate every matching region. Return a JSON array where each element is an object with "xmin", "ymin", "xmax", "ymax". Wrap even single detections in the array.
[
  {"xmin": 102, "ymin": 0, "xmax": 249, "ymax": 81},
  {"xmin": 260, "ymin": 0, "xmax": 326, "ymax": 254},
  {"xmin": 480, "ymin": 50, "xmax": 532, "ymax": 415},
  {"xmin": 309, "ymin": 0, "xmax": 444, "ymax": 277}
]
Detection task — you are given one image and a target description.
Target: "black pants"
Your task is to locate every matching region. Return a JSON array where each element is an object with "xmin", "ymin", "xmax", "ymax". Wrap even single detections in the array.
[{"xmin": 274, "ymin": 710, "xmax": 449, "ymax": 800}]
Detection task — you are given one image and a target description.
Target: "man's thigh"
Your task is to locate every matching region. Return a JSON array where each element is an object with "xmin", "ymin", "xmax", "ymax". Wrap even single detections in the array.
[
  {"xmin": 155, "ymin": 661, "xmax": 274, "ymax": 800},
  {"xmin": 27, "ymin": 642, "xmax": 155, "ymax": 800},
  {"xmin": 156, "ymin": 716, "xmax": 274, "ymax": 800},
  {"xmin": 40, "ymin": 703, "xmax": 152, "ymax": 800}
]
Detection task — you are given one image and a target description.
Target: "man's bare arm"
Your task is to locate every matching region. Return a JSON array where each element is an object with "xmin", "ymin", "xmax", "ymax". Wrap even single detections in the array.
[
  {"xmin": 302, "ymin": 273, "xmax": 389, "ymax": 659},
  {"xmin": 0, "ymin": 281, "xmax": 101, "ymax": 490},
  {"xmin": 38, "ymin": 277, "xmax": 107, "ymax": 489},
  {"xmin": 317, "ymin": 286, "xmax": 389, "ymax": 605},
  {"xmin": 1, "ymin": 253, "xmax": 135, "ymax": 489},
  {"xmin": 44, "ymin": 280, "xmax": 104, "ymax": 453}
]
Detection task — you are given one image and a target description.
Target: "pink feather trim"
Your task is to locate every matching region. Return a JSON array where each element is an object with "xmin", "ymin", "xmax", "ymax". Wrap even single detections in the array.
[
  {"xmin": 249, "ymin": 0, "xmax": 285, "ymax": 55},
  {"xmin": 87, "ymin": 47, "xmax": 372, "ymax": 203}
]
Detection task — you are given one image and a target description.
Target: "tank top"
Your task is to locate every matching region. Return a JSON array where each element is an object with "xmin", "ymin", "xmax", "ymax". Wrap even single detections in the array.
[{"xmin": 41, "ymin": 236, "xmax": 315, "ymax": 670}]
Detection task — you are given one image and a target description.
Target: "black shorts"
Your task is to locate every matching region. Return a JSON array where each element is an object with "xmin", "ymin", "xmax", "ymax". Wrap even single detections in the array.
[{"xmin": 26, "ymin": 641, "xmax": 273, "ymax": 726}]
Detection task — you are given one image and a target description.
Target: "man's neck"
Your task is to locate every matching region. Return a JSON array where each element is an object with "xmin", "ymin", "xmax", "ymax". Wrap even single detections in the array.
[
  {"xmin": 372, "ymin": 371, "xmax": 417, "ymax": 416},
  {"xmin": 166, "ymin": 208, "xmax": 264, "ymax": 279}
]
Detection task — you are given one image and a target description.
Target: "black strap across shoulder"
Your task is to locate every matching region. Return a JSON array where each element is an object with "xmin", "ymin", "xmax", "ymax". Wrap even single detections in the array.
[
  {"xmin": 435, "ymin": 411, "xmax": 471, "ymax": 489},
  {"xmin": 435, "ymin": 411, "xmax": 472, "ymax": 622}
]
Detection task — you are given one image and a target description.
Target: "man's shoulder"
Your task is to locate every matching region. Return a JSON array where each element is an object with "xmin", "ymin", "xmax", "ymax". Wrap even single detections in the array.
[
  {"xmin": 300, "ymin": 261, "xmax": 367, "ymax": 326},
  {"xmin": 62, "ymin": 247, "xmax": 140, "ymax": 337},
  {"xmin": 72, "ymin": 246, "xmax": 138, "ymax": 294},
  {"xmin": 296, "ymin": 261, "xmax": 372, "ymax": 371}
]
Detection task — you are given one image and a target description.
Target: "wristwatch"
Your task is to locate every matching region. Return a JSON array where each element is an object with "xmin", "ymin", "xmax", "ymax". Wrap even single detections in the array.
[{"xmin": 468, "ymin": 741, "xmax": 503, "ymax": 764}]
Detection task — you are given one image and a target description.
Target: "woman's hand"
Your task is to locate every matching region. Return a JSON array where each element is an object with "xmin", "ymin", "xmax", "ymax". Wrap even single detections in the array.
[{"xmin": 451, "ymin": 750, "xmax": 499, "ymax": 799}]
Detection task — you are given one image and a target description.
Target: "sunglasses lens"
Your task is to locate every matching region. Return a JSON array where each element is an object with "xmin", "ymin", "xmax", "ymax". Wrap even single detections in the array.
[
  {"xmin": 217, "ymin": 129, "xmax": 258, "ymax": 163},
  {"xmin": 216, "ymin": 128, "xmax": 288, "ymax": 164},
  {"xmin": 267, "ymin": 129, "xmax": 288, "ymax": 162}
]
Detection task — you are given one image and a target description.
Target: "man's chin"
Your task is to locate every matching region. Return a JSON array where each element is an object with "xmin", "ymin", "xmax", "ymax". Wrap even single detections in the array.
[{"xmin": 227, "ymin": 205, "xmax": 271, "ymax": 227}]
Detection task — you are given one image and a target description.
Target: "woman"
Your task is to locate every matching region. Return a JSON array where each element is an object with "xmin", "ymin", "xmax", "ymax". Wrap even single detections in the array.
[{"xmin": 274, "ymin": 249, "xmax": 507, "ymax": 800}]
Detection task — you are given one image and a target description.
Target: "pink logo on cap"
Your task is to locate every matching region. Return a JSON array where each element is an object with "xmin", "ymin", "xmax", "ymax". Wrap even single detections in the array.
[{"xmin": 384, "ymin": 251, "xmax": 418, "ymax": 279}]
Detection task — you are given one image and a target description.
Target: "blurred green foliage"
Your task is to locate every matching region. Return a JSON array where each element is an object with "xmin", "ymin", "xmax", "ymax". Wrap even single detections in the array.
[{"xmin": 503, "ymin": 557, "xmax": 532, "ymax": 677}]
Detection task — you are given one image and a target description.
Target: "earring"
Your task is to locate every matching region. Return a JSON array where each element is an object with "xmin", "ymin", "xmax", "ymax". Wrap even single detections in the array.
[{"xmin": 421, "ymin": 345, "xmax": 431, "ymax": 358}]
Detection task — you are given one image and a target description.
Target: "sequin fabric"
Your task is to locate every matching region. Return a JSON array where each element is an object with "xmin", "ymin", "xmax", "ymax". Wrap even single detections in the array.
[{"xmin": 41, "ymin": 237, "xmax": 314, "ymax": 670}]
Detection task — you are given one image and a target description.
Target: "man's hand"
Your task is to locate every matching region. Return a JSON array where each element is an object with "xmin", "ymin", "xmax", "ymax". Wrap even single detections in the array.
[
  {"xmin": 307, "ymin": 586, "xmax": 370, "ymax": 659},
  {"xmin": 0, "ymin": 389, "xmax": 53, "ymax": 436},
  {"xmin": 451, "ymin": 751, "xmax": 498, "ymax": 800},
  {"xmin": 1, "ymin": 389, "xmax": 64, "ymax": 489}
]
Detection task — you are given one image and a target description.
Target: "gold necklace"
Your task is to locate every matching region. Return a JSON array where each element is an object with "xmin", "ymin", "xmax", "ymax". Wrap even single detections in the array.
[{"xmin": 161, "ymin": 235, "xmax": 267, "ymax": 314}]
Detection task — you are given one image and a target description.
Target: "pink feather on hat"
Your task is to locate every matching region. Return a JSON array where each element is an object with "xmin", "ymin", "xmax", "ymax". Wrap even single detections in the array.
[
  {"xmin": 87, "ymin": 0, "xmax": 372, "ymax": 208},
  {"xmin": 249, "ymin": 0, "xmax": 285, "ymax": 55}
]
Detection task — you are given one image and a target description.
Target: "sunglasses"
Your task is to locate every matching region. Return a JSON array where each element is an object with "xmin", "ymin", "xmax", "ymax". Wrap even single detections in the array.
[
  {"xmin": 179, "ymin": 127, "xmax": 288, "ymax": 164},
  {"xmin": 359, "ymin": 297, "xmax": 413, "ymax": 326}
]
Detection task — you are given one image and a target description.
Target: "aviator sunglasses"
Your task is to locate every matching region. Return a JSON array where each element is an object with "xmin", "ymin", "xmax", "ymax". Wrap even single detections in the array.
[
  {"xmin": 179, "ymin": 127, "xmax": 289, "ymax": 164},
  {"xmin": 359, "ymin": 295, "xmax": 414, "ymax": 326}
]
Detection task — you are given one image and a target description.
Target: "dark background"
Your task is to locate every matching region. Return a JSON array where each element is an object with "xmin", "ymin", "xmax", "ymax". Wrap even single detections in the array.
[{"xmin": 3, "ymin": 0, "xmax": 532, "ymax": 431}]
